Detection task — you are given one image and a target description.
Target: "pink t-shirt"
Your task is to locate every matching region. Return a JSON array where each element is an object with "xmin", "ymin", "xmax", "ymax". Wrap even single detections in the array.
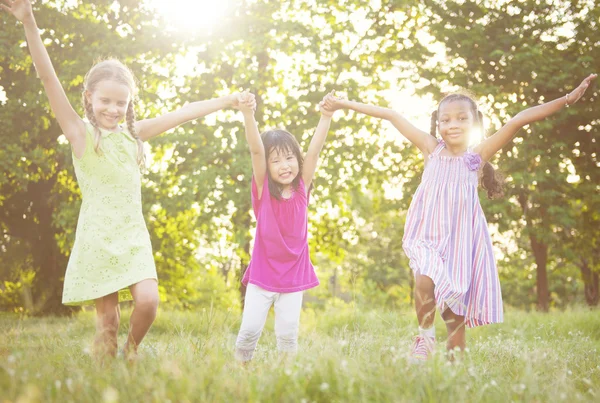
[{"xmin": 241, "ymin": 175, "xmax": 319, "ymax": 293}]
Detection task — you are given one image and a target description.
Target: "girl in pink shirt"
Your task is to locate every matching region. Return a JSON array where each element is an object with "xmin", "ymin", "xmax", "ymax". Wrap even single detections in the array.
[{"xmin": 234, "ymin": 92, "xmax": 336, "ymax": 362}]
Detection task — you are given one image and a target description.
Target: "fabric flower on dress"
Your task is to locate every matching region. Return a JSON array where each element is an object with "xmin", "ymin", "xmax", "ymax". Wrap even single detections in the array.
[{"xmin": 463, "ymin": 152, "xmax": 482, "ymax": 171}]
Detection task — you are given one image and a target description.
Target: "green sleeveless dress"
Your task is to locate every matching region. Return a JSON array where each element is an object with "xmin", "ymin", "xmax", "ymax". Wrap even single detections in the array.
[{"xmin": 62, "ymin": 122, "xmax": 157, "ymax": 306}]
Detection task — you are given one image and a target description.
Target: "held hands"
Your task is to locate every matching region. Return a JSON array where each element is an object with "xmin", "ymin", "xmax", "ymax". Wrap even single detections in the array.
[
  {"xmin": 0, "ymin": 0, "xmax": 34, "ymax": 23},
  {"xmin": 567, "ymin": 74, "xmax": 597, "ymax": 106},
  {"xmin": 321, "ymin": 91, "xmax": 346, "ymax": 115},
  {"xmin": 232, "ymin": 90, "xmax": 256, "ymax": 115},
  {"xmin": 320, "ymin": 90, "xmax": 344, "ymax": 117}
]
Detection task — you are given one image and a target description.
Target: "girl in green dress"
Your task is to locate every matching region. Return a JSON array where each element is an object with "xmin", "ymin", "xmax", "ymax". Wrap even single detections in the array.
[{"xmin": 2, "ymin": 0, "xmax": 255, "ymax": 361}]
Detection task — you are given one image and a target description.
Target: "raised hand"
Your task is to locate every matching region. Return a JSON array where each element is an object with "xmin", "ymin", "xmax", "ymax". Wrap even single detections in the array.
[
  {"xmin": 319, "ymin": 91, "xmax": 337, "ymax": 118},
  {"xmin": 236, "ymin": 91, "xmax": 256, "ymax": 114},
  {"xmin": 322, "ymin": 91, "xmax": 346, "ymax": 112},
  {"xmin": 567, "ymin": 74, "xmax": 597, "ymax": 105},
  {"xmin": 0, "ymin": 0, "xmax": 34, "ymax": 23}
]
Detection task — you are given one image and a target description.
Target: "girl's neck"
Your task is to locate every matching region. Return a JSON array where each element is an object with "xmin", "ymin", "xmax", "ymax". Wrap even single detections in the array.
[
  {"xmin": 443, "ymin": 142, "xmax": 469, "ymax": 156},
  {"xmin": 97, "ymin": 123, "xmax": 122, "ymax": 133},
  {"xmin": 280, "ymin": 184, "xmax": 294, "ymax": 199}
]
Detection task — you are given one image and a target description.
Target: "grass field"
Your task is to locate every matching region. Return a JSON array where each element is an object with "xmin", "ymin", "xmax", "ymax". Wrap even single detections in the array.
[{"xmin": 1, "ymin": 306, "xmax": 599, "ymax": 402}]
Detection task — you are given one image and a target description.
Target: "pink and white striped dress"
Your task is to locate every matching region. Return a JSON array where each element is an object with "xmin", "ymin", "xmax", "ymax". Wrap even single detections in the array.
[{"xmin": 402, "ymin": 140, "xmax": 503, "ymax": 328}]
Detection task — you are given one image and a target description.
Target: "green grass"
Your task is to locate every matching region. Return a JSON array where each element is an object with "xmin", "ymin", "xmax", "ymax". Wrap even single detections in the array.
[{"xmin": 1, "ymin": 306, "xmax": 599, "ymax": 402}]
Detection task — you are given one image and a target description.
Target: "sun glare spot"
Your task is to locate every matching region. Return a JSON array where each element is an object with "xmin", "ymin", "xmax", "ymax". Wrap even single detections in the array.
[{"xmin": 149, "ymin": 0, "xmax": 230, "ymax": 34}]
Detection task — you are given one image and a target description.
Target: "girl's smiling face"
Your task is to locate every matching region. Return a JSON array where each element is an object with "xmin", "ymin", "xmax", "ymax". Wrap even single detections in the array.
[
  {"xmin": 437, "ymin": 99, "xmax": 476, "ymax": 148},
  {"xmin": 86, "ymin": 79, "xmax": 131, "ymax": 130},
  {"xmin": 267, "ymin": 146, "xmax": 300, "ymax": 187}
]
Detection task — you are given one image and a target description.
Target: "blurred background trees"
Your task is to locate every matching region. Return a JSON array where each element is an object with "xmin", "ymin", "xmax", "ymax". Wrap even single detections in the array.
[{"xmin": 1, "ymin": 0, "xmax": 597, "ymax": 314}]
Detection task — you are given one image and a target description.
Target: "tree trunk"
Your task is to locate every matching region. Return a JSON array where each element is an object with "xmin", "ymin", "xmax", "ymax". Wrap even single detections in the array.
[
  {"xmin": 530, "ymin": 234, "xmax": 549, "ymax": 312},
  {"xmin": 29, "ymin": 179, "xmax": 72, "ymax": 316},
  {"xmin": 518, "ymin": 191, "xmax": 550, "ymax": 312},
  {"xmin": 579, "ymin": 259, "xmax": 599, "ymax": 307}
]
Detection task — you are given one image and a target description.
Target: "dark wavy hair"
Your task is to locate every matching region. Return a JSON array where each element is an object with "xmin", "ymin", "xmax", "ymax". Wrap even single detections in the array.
[
  {"xmin": 261, "ymin": 129, "xmax": 304, "ymax": 200},
  {"xmin": 430, "ymin": 93, "xmax": 504, "ymax": 199}
]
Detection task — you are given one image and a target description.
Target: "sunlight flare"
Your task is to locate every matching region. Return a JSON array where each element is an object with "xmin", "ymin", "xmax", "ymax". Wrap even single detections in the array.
[{"xmin": 148, "ymin": 0, "xmax": 230, "ymax": 33}]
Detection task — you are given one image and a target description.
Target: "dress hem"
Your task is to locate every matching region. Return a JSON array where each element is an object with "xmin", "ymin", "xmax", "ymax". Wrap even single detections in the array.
[
  {"xmin": 62, "ymin": 276, "xmax": 158, "ymax": 306},
  {"xmin": 242, "ymin": 279, "xmax": 320, "ymax": 293}
]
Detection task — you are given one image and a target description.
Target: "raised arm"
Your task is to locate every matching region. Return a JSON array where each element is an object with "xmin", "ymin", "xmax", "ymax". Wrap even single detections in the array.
[
  {"xmin": 474, "ymin": 74, "xmax": 597, "ymax": 162},
  {"xmin": 235, "ymin": 93, "xmax": 266, "ymax": 195},
  {"xmin": 135, "ymin": 94, "xmax": 242, "ymax": 141},
  {"xmin": 2, "ymin": 0, "xmax": 85, "ymax": 147},
  {"xmin": 302, "ymin": 92, "xmax": 335, "ymax": 191},
  {"xmin": 323, "ymin": 95, "xmax": 438, "ymax": 155}
]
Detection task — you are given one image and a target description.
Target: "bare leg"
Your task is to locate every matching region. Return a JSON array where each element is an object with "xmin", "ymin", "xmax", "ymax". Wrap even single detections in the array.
[
  {"xmin": 414, "ymin": 274, "xmax": 436, "ymax": 328},
  {"xmin": 93, "ymin": 292, "xmax": 120, "ymax": 363},
  {"xmin": 441, "ymin": 308, "xmax": 466, "ymax": 358},
  {"xmin": 123, "ymin": 279, "xmax": 159, "ymax": 358}
]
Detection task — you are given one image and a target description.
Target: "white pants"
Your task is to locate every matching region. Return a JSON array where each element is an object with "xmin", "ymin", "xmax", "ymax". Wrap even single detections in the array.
[{"xmin": 235, "ymin": 284, "xmax": 304, "ymax": 361}]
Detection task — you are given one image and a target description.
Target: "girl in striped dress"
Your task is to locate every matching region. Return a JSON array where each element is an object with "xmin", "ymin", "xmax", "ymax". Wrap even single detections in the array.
[{"xmin": 323, "ymin": 74, "xmax": 596, "ymax": 360}]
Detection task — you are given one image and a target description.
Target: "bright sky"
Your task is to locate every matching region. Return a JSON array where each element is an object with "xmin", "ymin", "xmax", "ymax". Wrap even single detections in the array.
[{"xmin": 147, "ymin": 0, "xmax": 230, "ymax": 34}]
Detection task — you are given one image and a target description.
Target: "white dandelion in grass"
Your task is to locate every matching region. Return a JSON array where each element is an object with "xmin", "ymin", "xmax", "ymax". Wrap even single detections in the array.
[{"xmin": 319, "ymin": 382, "xmax": 330, "ymax": 391}]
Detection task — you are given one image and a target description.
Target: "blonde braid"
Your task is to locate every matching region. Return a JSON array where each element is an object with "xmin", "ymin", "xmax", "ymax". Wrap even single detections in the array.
[
  {"xmin": 126, "ymin": 100, "xmax": 146, "ymax": 167},
  {"xmin": 83, "ymin": 94, "xmax": 103, "ymax": 155}
]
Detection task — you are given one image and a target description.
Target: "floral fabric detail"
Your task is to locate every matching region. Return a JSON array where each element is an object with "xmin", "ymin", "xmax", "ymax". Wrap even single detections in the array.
[{"xmin": 463, "ymin": 151, "xmax": 482, "ymax": 171}]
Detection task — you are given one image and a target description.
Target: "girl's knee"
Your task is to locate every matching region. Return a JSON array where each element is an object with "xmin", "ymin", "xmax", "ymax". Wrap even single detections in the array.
[
  {"xmin": 415, "ymin": 275, "xmax": 435, "ymax": 292},
  {"xmin": 276, "ymin": 331, "xmax": 298, "ymax": 352},
  {"xmin": 414, "ymin": 276, "xmax": 435, "ymax": 304},
  {"xmin": 235, "ymin": 328, "xmax": 262, "ymax": 354},
  {"xmin": 275, "ymin": 319, "xmax": 299, "ymax": 348},
  {"xmin": 135, "ymin": 292, "xmax": 159, "ymax": 316}
]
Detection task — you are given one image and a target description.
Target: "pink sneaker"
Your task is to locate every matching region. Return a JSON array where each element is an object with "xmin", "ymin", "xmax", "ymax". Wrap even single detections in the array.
[{"xmin": 410, "ymin": 335, "xmax": 435, "ymax": 362}]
